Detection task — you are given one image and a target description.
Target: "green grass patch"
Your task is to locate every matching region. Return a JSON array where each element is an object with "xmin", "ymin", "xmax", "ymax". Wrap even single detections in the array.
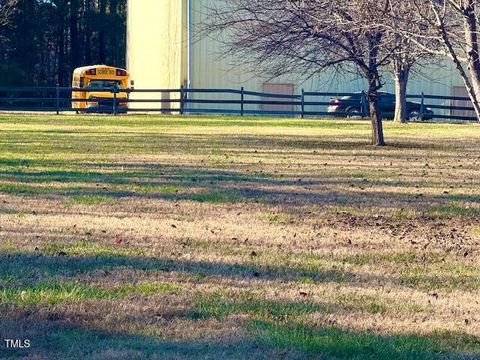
[
  {"xmin": 40, "ymin": 240, "xmax": 145, "ymax": 258},
  {"xmin": 135, "ymin": 184, "xmax": 183, "ymax": 195},
  {"xmin": 393, "ymin": 209, "xmax": 417, "ymax": 220},
  {"xmin": 0, "ymin": 282, "xmax": 115, "ymax": 305},
  {"xmin": 69, "ymin": 194, "xmax": 111, "ymax": 205},
  {"xmin": 0, "ymin": 239, "xmax": 16, "ymax": 253},
  {"xmin": 335, "ymin": 293, "xmax": 387, "ymax": 315},
  {"xmin": 426, "ymin": 203, "xmax": 480, "ymax": 218},
  {"xmin": 263, "ymin": 212, "xmax": 294, "ymax": 224},
  {"xmin": 0, "ymin": 281, "xmax": 181, "ymax": 306},
  {"xmin": 159, "ymin": 185, "xmax": 182, "ymax": 194},
  {"xmin": 250, "ymin": 320, "xmax": 473, "ymax": 360},
  {"xmin": 399, "ymin": 266, "xmax": 480, "ymax": 291},
  {"xmin": 116, "ymin": 282, "xmax": 182, "ymax": 296},
  {"xmin": 447, "ymin": 194, "xmax": 480, "ymax": 202},
  {"xmin": 188, "ymin": 189, "xmax": 246, "ymax": 204},
  {"xmin": 0, "ymin": 183, "xmax": 48, "ymax": 196},
  {"xmin": 189, "ymin": 292, "xmax": 325, "ymax": 321}
]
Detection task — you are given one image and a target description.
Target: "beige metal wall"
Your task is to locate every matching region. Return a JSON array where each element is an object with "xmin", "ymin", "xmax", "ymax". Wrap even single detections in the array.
[
  {"xmin": 189, "ymin": 0, "xmax": 463, "ymax": 113},
  {"xmin": 190, "ymin": 0, "xmax": 334, "ymax": 92},
  {"xmin": 127, "ymin": 0, "xmax": 188, "ymax": 109},
  {"xmin": 126, "ymin": 0, "xmax": 464, "ymax": 112}
]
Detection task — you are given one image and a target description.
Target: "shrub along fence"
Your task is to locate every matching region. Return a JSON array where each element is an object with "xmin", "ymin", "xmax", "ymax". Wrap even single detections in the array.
[{"xmin": 0, "ymin": 86, "xmax": 478, "ymax": 121}]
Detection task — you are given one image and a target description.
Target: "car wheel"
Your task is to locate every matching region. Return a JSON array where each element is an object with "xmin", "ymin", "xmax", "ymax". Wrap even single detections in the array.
[
  {"xmin": 346, "ymin": 107, "xmax": 362, "ymax": 119},
  {"xmin": 408, "ymin": 109, "xmax": 423, "ymax": 122}
]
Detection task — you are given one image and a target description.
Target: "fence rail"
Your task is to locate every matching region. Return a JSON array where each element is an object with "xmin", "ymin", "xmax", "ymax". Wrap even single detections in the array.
[{"xmin": 0, "ymin": 86, "xmax": 478, "ymax": 121}]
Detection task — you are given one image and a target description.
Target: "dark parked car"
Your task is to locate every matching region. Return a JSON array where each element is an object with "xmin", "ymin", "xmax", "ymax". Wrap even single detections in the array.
[{"xmin": 328, "ymin": 92, "xmax": 434, "ymax": 120}]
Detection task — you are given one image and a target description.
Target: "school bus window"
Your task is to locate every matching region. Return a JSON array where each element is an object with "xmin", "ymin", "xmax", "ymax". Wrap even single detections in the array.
[{"xmin": 87, "ymin": 80, "xmax": 125, "ymax": 90}]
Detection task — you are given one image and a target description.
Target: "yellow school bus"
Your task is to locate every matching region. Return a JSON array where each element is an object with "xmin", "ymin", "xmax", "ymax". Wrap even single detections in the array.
[{"xmin": 72, "ymin": 65, "xmax": 129, "ymax": 112}]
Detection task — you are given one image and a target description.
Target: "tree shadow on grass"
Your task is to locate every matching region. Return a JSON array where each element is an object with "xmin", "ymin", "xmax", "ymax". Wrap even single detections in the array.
[
  {"xmin": 1, "ymin": 252, "xmax": 479, "ymax": 359},
  {"xmin": 0, "ymin": 317, "xmax": 278, "ymax": 360},
  {"xmin": 0, "ymin": 307, "xmax": 478, "ymax": 360},
  {"xmin": 0, "ymin": 164, "xmax": 479, "ymax": 215},
  {"xmin": 1, "ymin": 250, "xmax": 479, "ymax": 295},
  {"xmin": 0, "ymin": 252, "xmax": 368, "ymax": 287},
  {"xmin": 0, "ymin": 149, "xmax": 479, "ymax": 215}
]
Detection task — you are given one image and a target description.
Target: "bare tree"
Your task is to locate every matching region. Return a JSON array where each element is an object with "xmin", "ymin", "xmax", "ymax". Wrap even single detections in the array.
[
  {"xmin": 391, "ymin": 39, "xmax": 416, "ymax": 123},
  {"xmin": 384, "ymin": 1, "xmax": 432, "ymax": 123},
  {"xmin": 0, "ymin": 0, "xmax": 16, "ymax": 37},
  {"xmin": 398, "ymin": 0, "xmax": 480, "ymax": 122},
  {"xmin": 204, "ymin": 0, "xmax": 403, "ymax": 146}
]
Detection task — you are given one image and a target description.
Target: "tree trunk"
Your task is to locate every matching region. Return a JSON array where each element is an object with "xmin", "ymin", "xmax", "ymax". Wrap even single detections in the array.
[
  {"xmin": 467, "ymin": 73, "xmax": 480, "ymax": 121},
  {"xmin": 460, "ymin": 65, "xmax": 480, "ymax": 122},
  {"xmin": 441, "ymin": 28, "xmax": 480, "ymax": 122},
  {"xmin": 463, "ymin": 3, "xmax": 480, "ymax": 122},
  {"xmin": 393, "ymin": 65, "xmax": 410, "ymax": 123},
  {"xmin": 367, "ymin": 89, "xmax": 385, "ymax": 146},
  {"xmin": 433, "ymin": 4, "xmax": 480, "ymax": 121},
  {"xmin": 365, "ymin": 32, "xmax": 385, "ymax": 146}
]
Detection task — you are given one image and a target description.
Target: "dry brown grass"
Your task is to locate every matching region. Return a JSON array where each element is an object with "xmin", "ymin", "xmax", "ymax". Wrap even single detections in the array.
[{"xmin": 0, "ymin": 114, "xmax": 479, "ymax": 359}]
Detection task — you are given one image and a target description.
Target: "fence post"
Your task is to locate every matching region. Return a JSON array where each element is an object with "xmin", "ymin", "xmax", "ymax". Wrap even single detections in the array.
[
  {"xmin": 55, "ymin": 84, "xmax": 60, "ymax": 115},
  {"xmin": 301, "ymin": 89, "xmax": 305, "ymax": 119},
  {"xmin": 420, "ymin": 92, "xmax": 425, "ymax": 119},
  {"xmin": 241, "ymin": 87, "xmax": 244, "ymax": 116},
  {"xmin": 112, "ymin": 85, "xmax": 118, "ymax": 116},
  {"xmin": 180, "ymin": 85, "xmax": 185, "ymax": 115}
]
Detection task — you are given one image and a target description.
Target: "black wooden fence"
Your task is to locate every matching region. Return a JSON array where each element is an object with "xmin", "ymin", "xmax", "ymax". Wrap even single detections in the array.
[{"xmin": 0, "ymin": 86, "xmax": 478, "ymax": 121}]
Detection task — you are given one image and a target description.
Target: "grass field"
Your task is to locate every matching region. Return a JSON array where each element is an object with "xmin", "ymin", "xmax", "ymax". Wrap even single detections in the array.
[{"xmin": 0, "ymin": 114, "xmax": 479, "ymax": 359}]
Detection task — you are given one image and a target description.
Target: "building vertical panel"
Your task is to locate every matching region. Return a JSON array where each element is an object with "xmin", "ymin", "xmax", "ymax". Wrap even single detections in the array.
[{"xmin": 127, "ymin": 0, "xmax": 188, "ymax": 109}]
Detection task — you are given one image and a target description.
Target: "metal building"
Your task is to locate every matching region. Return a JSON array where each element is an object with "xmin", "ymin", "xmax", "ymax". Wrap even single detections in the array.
[{"xmin": 126, "ymin": 0, "xmax": 467, "ymax": 112}]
